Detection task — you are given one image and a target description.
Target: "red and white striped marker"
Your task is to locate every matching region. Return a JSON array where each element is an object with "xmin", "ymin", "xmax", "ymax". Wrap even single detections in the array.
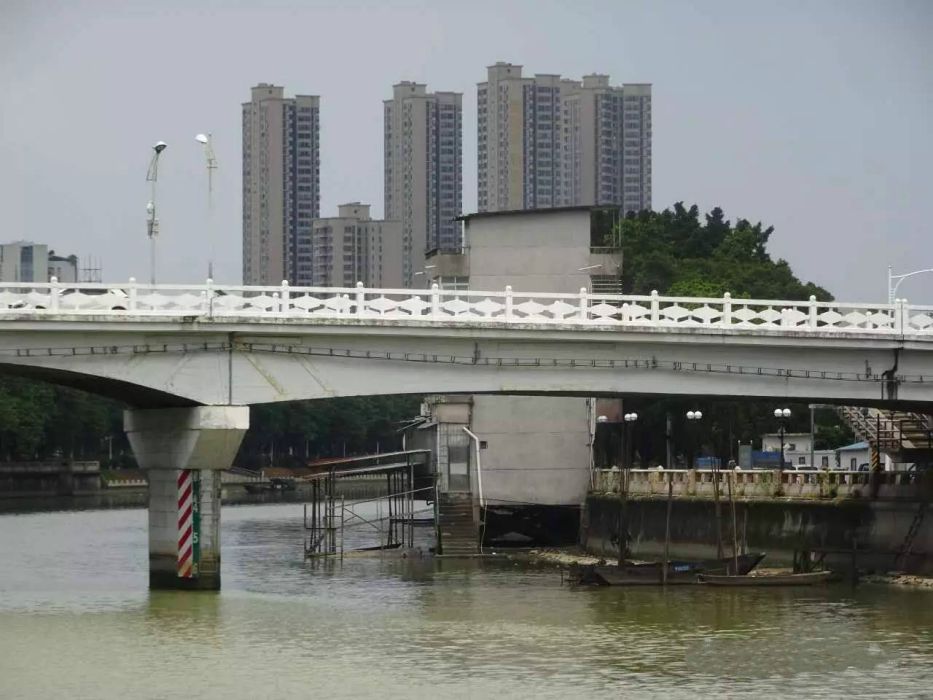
[{"xmin": 177, "ymin": 469, "xmax": 195, "ymax": 578}]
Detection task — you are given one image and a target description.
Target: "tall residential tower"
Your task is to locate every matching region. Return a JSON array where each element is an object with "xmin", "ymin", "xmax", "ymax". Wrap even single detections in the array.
[
  {"xmin": 477, "ymin": 63, "xmax": 651, "ymax": 214},
  {"xmin": 242, "ymin": 83, "xmax": 320, "ymax": 285},
  {"xmin": 384, "ymin": 82, "xmax": 462, "ymax": 286}
]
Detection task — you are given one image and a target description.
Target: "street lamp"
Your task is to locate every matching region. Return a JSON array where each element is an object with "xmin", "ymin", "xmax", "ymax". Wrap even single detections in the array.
[
  {"xmin": 686, "ymin": 410, "xmax": 702, "ymax": 468},
  {"xmin": 195, "ymin": 133, "xmax": 218, "ymax": 281},
  {"xmin": 774, "ymin": 408, "xmax": 791, "ymax": 468},
  {"xmin": 623, "ymin": 412, "xmax": 638, "ymax": 468},
  {"xmin": 145, "ymin": 141, "xmax": 168, "ymax": 285},
  {"xmin": 888, "ymin": 265, "xmax": 933, "ymax": 304}
]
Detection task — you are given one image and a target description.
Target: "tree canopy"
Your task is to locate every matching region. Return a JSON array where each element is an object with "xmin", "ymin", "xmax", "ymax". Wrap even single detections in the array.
[{"xmin": 617, "ymin": 203, "xmax": 832, "ymax": 301}]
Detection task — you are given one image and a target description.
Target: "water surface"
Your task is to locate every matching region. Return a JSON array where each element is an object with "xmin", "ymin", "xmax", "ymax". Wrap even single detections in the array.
[{"xmin": 1, "ymin": 503, "xmax": 932, "ymax": 699}]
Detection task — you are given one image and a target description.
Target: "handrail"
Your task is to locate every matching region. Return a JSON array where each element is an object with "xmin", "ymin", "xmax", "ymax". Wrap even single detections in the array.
[{"xmin": 0, "ymin": 279, "xmax": 930, "ymax": 337}]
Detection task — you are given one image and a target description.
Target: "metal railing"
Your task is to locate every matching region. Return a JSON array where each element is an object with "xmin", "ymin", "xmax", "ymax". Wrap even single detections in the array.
[{"xmin": 0, "ymin": 278, "xmax": 931, "ymax": 337}]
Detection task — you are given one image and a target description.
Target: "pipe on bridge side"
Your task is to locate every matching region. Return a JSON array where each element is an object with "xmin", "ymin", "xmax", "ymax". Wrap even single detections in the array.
[{"xmin": 124, "ymin": 405, "xmax": 250, "ymax": 590}]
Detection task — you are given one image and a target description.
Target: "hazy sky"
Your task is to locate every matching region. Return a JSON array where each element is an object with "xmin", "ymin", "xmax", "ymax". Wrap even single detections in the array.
[{"xmin": 1, "ymin": 0, "xmax": 931, "ymax": 302}]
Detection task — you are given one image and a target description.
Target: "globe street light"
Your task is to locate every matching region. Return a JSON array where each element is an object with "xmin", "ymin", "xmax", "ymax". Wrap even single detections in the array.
[
  {"xmin": 774, "ymin": 408, "xmax": 791, "ymax": 468},
  {"xmin": 146, "ymin": 141, "xmax": 168, "ymax": 285},
  {"xmin": 685, "ymin": 410, "xmax": 702, "ymax": 468}
]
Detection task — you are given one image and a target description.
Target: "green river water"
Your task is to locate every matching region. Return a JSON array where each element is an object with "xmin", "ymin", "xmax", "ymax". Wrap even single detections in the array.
[{"xmin": 1, "ymin": 502, "xmax": 932, "ymax": 699}]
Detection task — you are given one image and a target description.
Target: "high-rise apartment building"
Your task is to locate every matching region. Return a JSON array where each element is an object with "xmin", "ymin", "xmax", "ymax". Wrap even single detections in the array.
[
  {"xmin": 242, "ymin": 83, "xmax": 320, "ymax": 286},
  {"xmin": 384, "ymin": 82, "xmax": 462, "ymax": 286},
  {"xmin": 477, "ymin": 63, "xmax": 651, "ymax": 214},
  {"xmin": 310, "ymin": 203, "xmax": 403, "ymax": 289}
]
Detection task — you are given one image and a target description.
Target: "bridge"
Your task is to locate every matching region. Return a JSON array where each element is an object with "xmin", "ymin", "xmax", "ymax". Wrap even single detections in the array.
[{"xmin": 1, "ymin": 278, "xmax": 931, "ymax": 589}]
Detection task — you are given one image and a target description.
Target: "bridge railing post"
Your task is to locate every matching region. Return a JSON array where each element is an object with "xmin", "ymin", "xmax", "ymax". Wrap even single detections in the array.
[
  {"xmin": 650, "ymin": 290, "xmax": 660, "ymax": 325},
  {"xmin": 578, "ymin": 287, "xmax": 588, "ymax": 322},
  {"xmin": 895, "ymin": 298, "xmax": 905, "ymax": 334},
  {"xmin": 49, "ymin": 276, "xmax": 59, "ymax": 313},
  {"xmin": 127, "ymin": 277, "xmax": 137, "ymax": 312},
  {"xmin": 808, "ymin": 295, "xmax": 818, "ymax": 330},
  {"xmin": 505, "ymin": 285, "xmax": 513, "ymax": 321},
  {"xmin": 280, "ymin": 280, "xmax": 290, "ymax": 316},
  {"xmin": 430, "ymin": 283, "xmax": 440, "ymax": 319},
  {"xmin": 355, "ymin": 282, "xmax": 365, "ymax": 318},
  {"xmin": 722, "ymin": 292, "xmax": 731, "ymax": 327}
]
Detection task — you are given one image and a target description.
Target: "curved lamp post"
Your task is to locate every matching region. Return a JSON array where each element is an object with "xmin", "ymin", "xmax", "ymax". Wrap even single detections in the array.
[{"xmin": 888, "ymin": 265, "xmax": 933, "ymax": 304}]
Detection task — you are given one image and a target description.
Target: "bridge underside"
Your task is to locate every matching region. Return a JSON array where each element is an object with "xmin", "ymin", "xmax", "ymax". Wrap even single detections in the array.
[{"xmin": 0, "ymin": 322, "xmax": 929, "ymax": 409}]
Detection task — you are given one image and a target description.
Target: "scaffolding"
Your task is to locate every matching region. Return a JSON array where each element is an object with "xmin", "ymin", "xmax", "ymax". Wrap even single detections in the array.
[{"xmin": 302, "ymin": 450, "xmax": 436, "ymax": 558}]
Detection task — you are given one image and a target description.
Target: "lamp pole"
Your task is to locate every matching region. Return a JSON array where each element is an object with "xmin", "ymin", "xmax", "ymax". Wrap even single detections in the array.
[
  {"xmin": 888, "ymin": 265, "xmax": 933, "ymax": 304},
  {"xmin": 624, "ymin": 412, "xmax": 638, "ymax": 468},
  {"xmin": 774, "ymin": 408, "xmax": 791, "ymax": 468},
  {"xmin": 686, "ymin": 410, "xmax": 702, "ymax": 468},
  {"xmin": 196, "ymin": 134, "xmax": 218, "ymax": 281},
  {"xmin": 146, "ymin": 141, "xmax": 168, "ymax": 285}
]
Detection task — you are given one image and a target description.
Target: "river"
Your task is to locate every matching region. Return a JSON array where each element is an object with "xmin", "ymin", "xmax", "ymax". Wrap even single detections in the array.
[{"xmin": 1, "ymin": 502, "xmax": 932, "ymax": 699}]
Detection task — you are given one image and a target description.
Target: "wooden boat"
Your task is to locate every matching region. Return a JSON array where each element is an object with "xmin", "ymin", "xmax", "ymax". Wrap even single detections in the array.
[
  {"xmin": 697, "ymin": 570, "xmax": 835, "ymax": 586},
  {"xmin": 570, "ymin": 552, "xmax": 766, "ymax": 586}
]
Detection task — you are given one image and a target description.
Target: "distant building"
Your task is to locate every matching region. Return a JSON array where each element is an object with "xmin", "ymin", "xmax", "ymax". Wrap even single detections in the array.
[
  {"xmin": 310, "ymin": 203, "xmax": 403, "ymax": 289},
  {"xmin": 836, "ymin": 441, "xmax": 872, "ymax": 471},
  {"xmin": 384, "ymin": 81, "xmax": 462, "ymax": 285},
  {"xmin": 242, "ymin": 83, "xmax": 321, "ymax": 285},
  {"xmin": 477, "ymin": 62, "xmax": 651, "ymax": 214},
  {"xmin": 759, "ymin": 432, "xmax": 835, "ymax": 469},
  {"xmin": 48, "ymin": 252, "xmax": 78, "ymax": 283},
  {"xmin": 0, "ymin": 242, "xmax": 49, "ymax": 282}
]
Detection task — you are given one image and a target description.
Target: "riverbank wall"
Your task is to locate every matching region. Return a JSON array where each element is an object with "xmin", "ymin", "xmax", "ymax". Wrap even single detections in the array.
[
  {"xmin": 583, "ymin": 494, "xmax": 933, "ymax": 575},
  {"xmin": 0, "ymin": 473, "xmax": 390, "ymax": 514}
]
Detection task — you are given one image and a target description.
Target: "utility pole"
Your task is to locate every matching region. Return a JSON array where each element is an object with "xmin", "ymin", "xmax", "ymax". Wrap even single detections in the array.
[
  {"xmin": 146, "ymin": 141, "xmax": 168, "ymax": 285},
  {"xmin": 196, "ymin": 134, "xmax": 218, "ymax": 280}
]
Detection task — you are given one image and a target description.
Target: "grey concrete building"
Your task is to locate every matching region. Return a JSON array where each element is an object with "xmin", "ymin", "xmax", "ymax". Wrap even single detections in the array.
[
  {"xmin": 242, "ymin": 83, "xmax": 320, "ymax": 286},
  {"xmin": 384, "ymin": 82, "xmax": 462, "ymax": 286},
  {"xmin": 0, "ymin": 242, "xmax": 49, "ymax": 282},
  {"xmin": 310, "ymin": 203, "xmax": 403, "ymax": 289},
  {"xmin": 477, "ymin": 63, "xmax": 651, "ymax": 214},
  {"xmin": 48, "ymin": 252, "xmax": 79, "ymax": 283},
  {"xmin": 422, "ymin": 206, "xmax": 624, "ymax": 510}
]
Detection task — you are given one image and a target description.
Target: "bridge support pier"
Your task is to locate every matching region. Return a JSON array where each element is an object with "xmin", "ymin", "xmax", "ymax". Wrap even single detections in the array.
[{"xmin": 124, "ymin": 406, "xmax": 250, "ymax": 591}]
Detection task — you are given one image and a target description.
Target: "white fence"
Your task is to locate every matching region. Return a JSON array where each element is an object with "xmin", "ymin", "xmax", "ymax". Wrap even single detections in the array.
[
  {"xmin": 594, "ymin": 468, "xmax": 930, "ymax": 501},
  {"xmin": 0, "ymin": 279, "xmax": 931, "ymax": 336}
]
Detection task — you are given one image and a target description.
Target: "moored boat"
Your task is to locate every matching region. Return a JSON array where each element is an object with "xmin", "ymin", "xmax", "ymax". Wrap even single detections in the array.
[
  {"xmin": 697, "ymin": 570, "xmax": 835, "ymax": 586},
  {"xmin": 570, "ymin": 552, "xmax": 767, "ymax": 586}
]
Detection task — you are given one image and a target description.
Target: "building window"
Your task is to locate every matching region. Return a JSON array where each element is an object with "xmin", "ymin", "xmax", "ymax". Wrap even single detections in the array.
[
  {"xmin": 821, "ymin": 456, "xmax": 829, "ymax": 468},
  {"xmin": 850, "ymin": 457, "xmax": 857, "ymax": 469},
  {"xmin": 798, "ymin": 456, "xmax": 806, "ymax": 465}
]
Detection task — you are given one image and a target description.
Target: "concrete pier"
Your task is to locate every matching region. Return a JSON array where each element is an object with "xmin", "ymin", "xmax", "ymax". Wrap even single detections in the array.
[{"xmin": 125, "ymin": 406, "xmax": 249, "ymax": 590}]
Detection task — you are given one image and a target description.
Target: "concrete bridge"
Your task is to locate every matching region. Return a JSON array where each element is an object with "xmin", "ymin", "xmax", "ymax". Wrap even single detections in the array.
[{"xmin": 1, "ymin": 278, "xmax": 931, "ymax": 589}]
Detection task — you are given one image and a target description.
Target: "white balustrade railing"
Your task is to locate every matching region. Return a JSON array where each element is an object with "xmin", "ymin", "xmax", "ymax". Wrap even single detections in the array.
[{"xmin": 0, "ymin": 278, "xmax": 930, "ymax": 336}]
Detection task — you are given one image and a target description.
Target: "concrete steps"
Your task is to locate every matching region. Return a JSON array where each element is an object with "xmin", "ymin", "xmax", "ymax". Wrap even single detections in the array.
[{"xmin": 438, "ymin": 500, "xmax": 478, "ymax": 555}]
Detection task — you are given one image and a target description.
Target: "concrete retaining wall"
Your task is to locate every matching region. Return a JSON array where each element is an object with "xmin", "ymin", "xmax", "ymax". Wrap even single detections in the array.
[{"xmin": 583, "ymin": 493, "xmax": 933, "ymax": 574}]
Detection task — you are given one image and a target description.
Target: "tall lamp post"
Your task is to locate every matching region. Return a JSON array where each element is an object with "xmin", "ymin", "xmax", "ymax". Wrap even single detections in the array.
[
  {"xmin": 195, "ymin": 134, "xmax": 218, "ymax": 281},
  {"xmin": 888, "ymin": 265, "xmax": 933, "ymax": 304},
  {"xmin": 623, "ymin": 412, "xmax": 638, "ymax": 468},
  {"xmin": 686, "ymin": 410, "xmax": 702, "ymax": 468},
  {"xmin": 774, "ymin": 408, "xmax": 791, "ymax": 468},
  {"xmin": 146, "ymin": 141, "xmax": 168, "ymax": 285}
]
